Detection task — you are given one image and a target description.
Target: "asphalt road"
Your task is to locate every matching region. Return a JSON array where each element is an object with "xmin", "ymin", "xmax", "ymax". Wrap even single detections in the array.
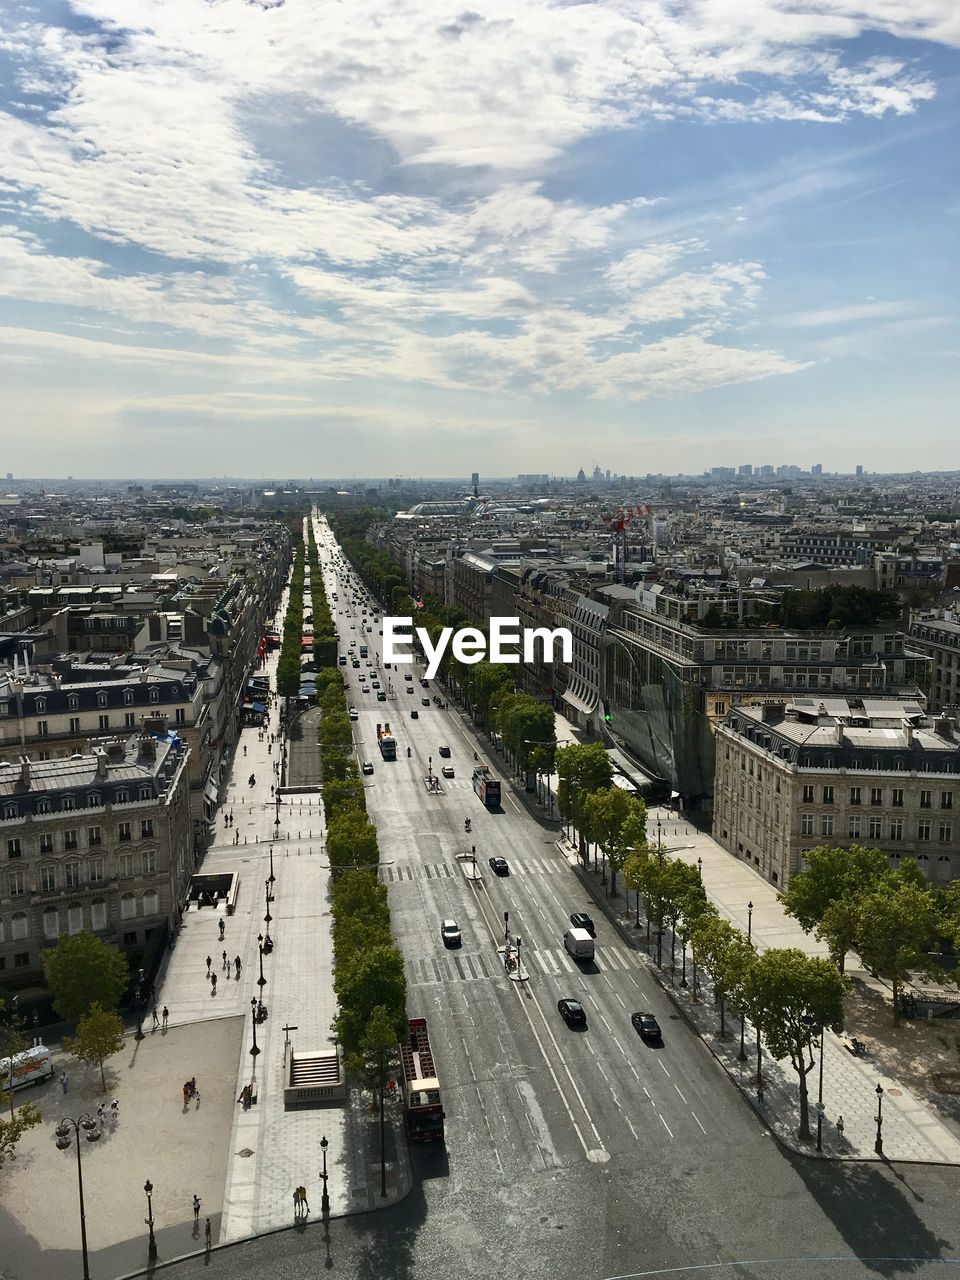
[{"xmin": 162, "ymin": 515, "xmax": 960, "ymax": 1280}]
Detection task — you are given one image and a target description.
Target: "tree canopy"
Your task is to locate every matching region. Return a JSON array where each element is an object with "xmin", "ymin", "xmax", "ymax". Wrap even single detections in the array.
[{"xmin": 42, "ymin": 931, "xmax": 129, "ymax": 1024}]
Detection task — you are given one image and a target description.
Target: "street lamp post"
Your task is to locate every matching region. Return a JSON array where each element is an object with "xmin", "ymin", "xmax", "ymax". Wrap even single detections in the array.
[
  {"xmin": 257, "ymin": 934, "xmax": 267, "ymax": 988},
  {"xmin": 54, "ymin": 1113, "xmax": 96, "ymax": 1280},
  {"xmin": 504, "ymin": 910, "xmax": 509, "ymax": 945},
  {"xmin": 144, "ymin": 1179, "xmax": 158, "ymax": 1260},
  {"xmin": 320, "ymin": 1135, "xmax": 331, "ymax": 1220},
  {"xmin": 264, "ymin": 879, "xmax": 272, "ymax": 927},
  {"xmin": 269, "ymin": 842, "xmax": 276, "ymax": 886},
  {"xmin": 738, "ymin": 1005, "xmax": 748, "ymax": 1061},
  {"xmin": 656, "ymin": 816, "xmax": 664, "ymax": 969},
  {"xmin": 516, "ymin": 935, "xmax": 522, "ymax": 977},
  {"xmin": 875, "ymin": 1083, "xmax": 884, "ymax": 1155},
  {"xmin": 250, "ymin": 997, "xmax": 261, "ymax": 1057},
  {"xmin": 697, "ymin": 856, "xmax": 702, "ymax": 881},
  {"xmin": 747, "ymin": 900, "xmax": 754, "ymax": 944}
]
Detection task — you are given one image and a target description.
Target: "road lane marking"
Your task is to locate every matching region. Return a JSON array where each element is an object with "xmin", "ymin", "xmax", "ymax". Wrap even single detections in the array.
[
  {"xmin": 658, "ymin": 1059, "xmax": 671, "ymax": 1078},
  {"xmin": 659, "ymin": 1114, "xmax": 674, "ymax": 1139},
  {"xmin": 674, "ymin": 1084, "xmax": 687, "ymax": 1104},
  {"xmin": 692, "ymin": 1111, "xmax": 707, "ymax": 1134}
]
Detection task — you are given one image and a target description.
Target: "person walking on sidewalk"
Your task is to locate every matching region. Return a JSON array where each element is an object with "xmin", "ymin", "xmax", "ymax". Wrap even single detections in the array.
[
  {"xmin": 162, "ymin": 1005, "xmax": 169, "ymax": 1029},
  {"xmin": 299, "ymin": 1185, "xmax": 309, "ymax": 1214},
  {"xmin": 836, "ymin": 1115, "xmax": 845, "ymax": 1141},
  {"xmin": 211, "ymin": 972, "xmax": 217, "ymax": 996},
  {"xmin": 205, "ymin": 1218, "xmax": 212, "ymax": 1249},
  {"xmin": 222, "ymin": 949, "xmax": 228, "ymax": 971},
  {"xmin": 60, "ymin": 1071, "xmax": 69, "ymax": 1093},
  {"xmin": 206, "ymin": 955, "xmax": 212, "ymax": 976},
  {"xmin": 293, "ymin": 1187, "xmax": 301, "ymax": 1217},
  {"xmin": 193, "ymin": 1194, "xmax": 201, "ymax": 1222},
  {"xmin": 235, "ymin": 956, "xmax": 242, "ymax": 978},
  {"xmin": 152, "ymin": 1005, "xmax": 160, "ymax": 1030},
  {"xmin": 219, "ymin": 916, "xmax": 225, "ymax": 940}
]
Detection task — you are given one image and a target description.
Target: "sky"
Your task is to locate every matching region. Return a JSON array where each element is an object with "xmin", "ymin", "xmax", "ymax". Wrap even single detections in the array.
[{"xmin": 0, "ymin": 0, "xmax": 958, "ymax": 480}]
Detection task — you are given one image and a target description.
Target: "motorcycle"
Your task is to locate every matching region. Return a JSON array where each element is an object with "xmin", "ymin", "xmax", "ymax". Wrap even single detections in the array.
[
  {"xmin": 248, "ymin": 773, "xmax": 256, "ymax": 787},
  {"xmin": 464, "ymin": 818, "xmax": 472, "ymax": 833}
]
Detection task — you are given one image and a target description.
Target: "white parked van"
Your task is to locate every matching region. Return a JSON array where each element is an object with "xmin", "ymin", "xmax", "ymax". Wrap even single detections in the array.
[
  {"xmin": 1, "ymin": 1043, "xmax": 54, "ymax": 1092},
  {"xmin": 563, "ymin": 928, "xmax": 595, "ymax": 961}
]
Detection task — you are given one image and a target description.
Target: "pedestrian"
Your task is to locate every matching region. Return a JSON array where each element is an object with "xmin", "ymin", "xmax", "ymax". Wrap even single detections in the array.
[
  {"xmin": 219, "ymin": 916, "xmax": 225, "ymax": 940},
  {"xmin": 222, "ymin": 949, "xmax": 228, "ymax": 970},
  {"xmin": 243, "ymin": 745, "xmax": 247, "ymax": 757},
  {"xmin": 205, "ymin": 1217, "xmax": 212, "ymax": 1248},
  {"xmin": 60, "ymin": 1071, "xmax": 69, "ymax": 1093},
  {"xmin": 183, "ymin": 1083, "xmax": 190, "ymax": 1106},
  {"xmin": 211, "ymin": 972, "xmax": 217, "ymax": 995},
  {"xmin": 193, "ymin": 1194, "xmax": 201, "ymax": 1222},
  {"xmin": 235, "ymin": 956, "xmax": 242, "ymax": 978},
  {"xmin": 206, "ymin": 955, "xmax": 212, "ymax": 976},
  {"xmin": 299, "ymin": 1185, "xmax": 309, "ymax": 1213},
  {"xmin": 225, "ymin": 962, "xmax": 231, "ymax": 980},
  {"xmin": 152, "ymin": 1005, "xmax": 160, "ymax": 1029},
  {"xmin": 194, "ymin": 1085, "xmax": 201, "ymax": 1108},
  {"xmin": 97, "ymin": 1102, "xmax": 105, "ymax": 1128},
  {"xmin": 836, "ymin": 1115, "xmax": 845, "ymax": 1140},
  {"xmin": 110, "ymin": 1099, "xmax": 119, "ymax": 1123},
  {"xmin": 293, "ymin": 1187, "xmax": 301, "ymax": 1216},
  {"xmin": 757, "ymin": 1085, "xmax": 765, "ymax": 1106},
  {"xmin": 162, "ymin": 1005, "xmax": 169, "ymax": 1029}
]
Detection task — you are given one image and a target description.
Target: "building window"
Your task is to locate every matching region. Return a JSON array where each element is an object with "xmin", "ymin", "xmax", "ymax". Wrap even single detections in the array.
[
  {"xmin": 67, "ymin": 903, "xmax": 84, "ymax": 934},
  {"xmin": 119, "ymin": 852, "xmax": 135, "ymax": 878},
  {"xmin": 11, "ymin": 910, "xmax": 28, "ymax": 940},
  {"xmin": 715, "ymin": 701, "xmax": 726, "ymax": 716},
  {"xmin": 820, "ymin": 815, "xmax": 834, "ymax": 836},
  {"xmin": 940, "ymin": 822, "xmax": 953, "ymax": 843},
  {"xmin": 89, "ymin": 857, "xmax": 104, "ymax": 883},
  {"xmin": 6, "ymin": 837, "xmax": 21, "ymax": 859},
  {"xmin": 63, "ymin": 795, "xmax": 75, "ymax": 810},
  {"xmin": 175, "ymin": 708, "xmax": 186, "ymax": 724},
  {"xmin": 122, "ymin": 930, "xmax": 137, "ymax": 946},
  {"xmin": 91, "ymin": 899, "xmax": 107, "ymax": 930},
  {"xmin": 36, "ymin": 798, "xmax": 51, "ymax": 814},
  {"xmin": 98, "ymin": 714, "xmax": 110, "ymax": 731},
  {"xmin": 139, "ymin": 787, "xmax": 151, "ymax": 801},
  {"xmin": 118, "ymin": 821, "xmax": 131, "ymax": 841},
  {"xmin": 43, "ymin": 907, "xmax": 59, "ymax": 940},
  {"xmin": 849, "ymin": 787, "xmax": 861, "ymax": 805},
  {"xmin": 920, "ymin": 790, "xmax": 932, "ymax": 809},
  {"xmin": 938, "ymin": 856, "xmax": 952, "ymax": 882},
  {"xmin": 64, "ymin": 829, "xmax": 78, "ymax": 851},
  {"xmin": 942, "ymin": 791, "xmax": 954, "ymax": 810},
  {"xmin": 124, "ymin": 688, "xmax": 134, "ymax": 705},
  {"xmin": 848, "ymin": 816, "xmax": 862, "ymax": 838},
  {"xmin": 124, "ymin": 712, "xmax": 136, "ymax": 728},
  {"xmin": 822, "ymin": 786, "xmax": 834, "ymax": 804},
  {"xmin": 801, "ymin": 814, "xmax": 814, "ymax": 836},
  {"xmin": 802, "ymin": 785, "xmax": 814, "ymax": 804},
  {"xmin": 88, "ymin": 826, "xmax": 102, "ymax": 847},
  {"xmin": 149, "ymin": 688, "xmax": 159, "ymax": 704},
  {"xmin": 142, "ymin": 849, "xmax": 157, "ymax": 874},
  {"xmin": 69, "ymin": 716, "xmax": 81, "ymax": 735},
  {"xmin": 68, "ymin": 695, "xmax": 79, "ymax": 711},
  {"xmin": 918, "ymin": 820, "xmax": 932, "ymax": 841},
  {"xmin": 870, "ymin": 788, "xmax": 883, "ymax": 806},
  {"xmin": 143, "ymin": 888, "xmax": 159, "ymax": 916},
  {"xmin": 9, "ymin": 870, "xmax": 24, "ymax": 897},
  {"xmin": 65, "ymin": 861, "xmax": 82, "ymax": 888},
  {"xmin": 868, "ymin": 816, "xmax": 883, "ymax": 839},
  {"xmin": 36, "ymin": 720, "xmax": 48, "ymax": 737},
  {"xmin": 39, "ymin": 833, "xmax": 54, "ymax": 855},
  {"xmin": 97, "ymin": 691, "xmax": 107, "ymax": 707},
  {"xmin": 890, "ymin": 818, "xmax": 904, "ymax": 841},
  {"xmin": 4, "ymin": 804, "xmax": 18, "ymax": 820},
  {"xmin": 120, "ymin": 893, "xmax": 137, "ymax": 920},
  {"xmin": 140, "ymin": 819, "xmax": 154, "ymax": 839},
  {"xmin": 892, "ymin": 789, "xmax": 904, "ymax": 808},
  {"xmin": 40, "ymin": 864, "xmax": 56, "ymax": 892}
]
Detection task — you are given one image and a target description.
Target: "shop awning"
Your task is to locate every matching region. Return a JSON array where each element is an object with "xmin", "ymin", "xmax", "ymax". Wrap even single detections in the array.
[
  {"xmin": 562, "ymin": 681, "xmax": 598, "ymax": 717},
  {"xmin": 251, "ymin": 701, "xmax": 266, "ymax": 714},
  {"xmin": 203, "ymin": 778, "xmax": 219, "ymax": 804}
]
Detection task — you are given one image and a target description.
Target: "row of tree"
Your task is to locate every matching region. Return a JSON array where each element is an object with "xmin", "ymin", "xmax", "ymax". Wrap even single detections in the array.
[
  {"xmin": 276, "ymin": 538, "xmax": 307, "ymax": 697},
  {"xmin": 780, "ymin": 844, "xmax": 956, "ymax": 1021}
]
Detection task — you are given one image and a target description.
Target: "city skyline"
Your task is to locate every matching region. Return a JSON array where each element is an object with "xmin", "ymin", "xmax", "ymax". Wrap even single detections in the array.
[{"xmin": 0, "ymin": 1, "xmax": 958, "ymax": 477}]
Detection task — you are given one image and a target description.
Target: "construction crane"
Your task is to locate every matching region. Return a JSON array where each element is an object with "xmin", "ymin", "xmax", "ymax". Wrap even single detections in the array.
[{"xmin": 601, "ymin": 506, "xmax": 644, "ymax": 584}]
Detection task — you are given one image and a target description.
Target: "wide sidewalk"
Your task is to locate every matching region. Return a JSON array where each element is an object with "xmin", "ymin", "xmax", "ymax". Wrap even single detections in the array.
[{"xmin": 543, "ymin": 709, "xmax": 960, "ymax": 1165}]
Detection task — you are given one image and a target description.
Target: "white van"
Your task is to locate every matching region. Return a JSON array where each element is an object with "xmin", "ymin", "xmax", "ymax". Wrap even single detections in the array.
[
  {"xmin": 1, "ymin": 1043, "xmax": 54, "ymax": 1092},
  {"xmin": 563, "ymin": 928, "xmax": 595, "ymax": 962}
]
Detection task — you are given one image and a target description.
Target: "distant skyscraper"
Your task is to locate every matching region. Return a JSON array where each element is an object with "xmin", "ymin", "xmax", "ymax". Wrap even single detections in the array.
[
  {"xmin": 855, "ymin": 464, "xmax": 864, "ymax": 477},
  {"xmin": 738, "ymin": 464, "xmax": 752, "ymax": 476},
  {"xmin": 471, "ymin": 471, "xmax": 479, "ymax": 496},
  {"xmin": 811, "ymin": 463, "xmax": 822, "ymax": 477},
  {"xmin": 592, "ymin": 464, "xmax": 603, "ymax": 482},
  {"xmin": 576, "ymin": 467, "xmax": 586, "ymax": 482}
]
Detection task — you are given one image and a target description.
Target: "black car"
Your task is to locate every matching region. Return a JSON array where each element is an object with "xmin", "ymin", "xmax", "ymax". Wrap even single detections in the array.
[
  {"xmin": 488, "ymin": 856, "xmax": 509, "ymax": 875},
  {"xmin": 411, "ymin": 709, "xmax": 419, "ymax": 719},
  {"xmin": 631, "ymin": 1011, "xmax": 663, "ymax": 1044},
  {"xmin": 570, "ymin": 912, "xmax": 595, "ymax": 937},
  {"xmin": 421, "ymin": 697, "xmax": 430, "ymax": 706},
  {"xmin": 558, "ymin": 998, "xmax": 587, "ymax": 1028},
  {"xmin": 438, "ymin": 745, "xmax": 451, "ymax": 758}
]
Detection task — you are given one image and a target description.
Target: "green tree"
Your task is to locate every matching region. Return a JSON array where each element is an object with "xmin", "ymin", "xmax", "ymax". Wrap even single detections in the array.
[
  {"xmin": 0, "ymin": 1000, "xmax": 29, "ymax": 1119},
  {"xmin": 855, "ymin": 881, "xmax": 941, "ymax": 1024},
  {"xmin": 675, "ymin": 882, "xmax": 711, "ymax": 990},
  {"xmin": 742, "ymin": 949, "xmax": 847, "ymax": 1139},
  {"xmin": 660, "ymin": 859, "xmax": 703, "ymax": 967},
  {"xmin": 779, "ymin": 845, "xmax": 889, "ymax": 971},
  {"xmin": 42, "ymin": 932, "xmax": 129, "ymax": 1023},
  {"xmin": 333, "ymin": 945, "xmax": 407, "ymax": 1055},
  {"xmin": 346, "ymin": 1005, "xmax": 401, "ymax": 1198},
  {"xmin": 0, "ymin": 1093, "xmax": 41, "ymax": 1169},
  {"xmin": 692, "ymin": 916, "xmax": 749, "ymax": 1036},
  {"xmin": 65, "ymin": 1003, "xmax": 125, "ymax": 1093}
]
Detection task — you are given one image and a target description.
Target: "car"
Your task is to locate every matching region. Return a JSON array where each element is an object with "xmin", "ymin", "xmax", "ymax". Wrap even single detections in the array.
[
  {"xmin": 570, "ymin": 912, "xmax": 596, "ymax": 937},
  {"xmin": 420, "ymin": 678, "xmax": 429, "ymax": 688},
  {"xmin": 440, "ymin": 919, "xmax": 462, "ymax": 948},
  {"xmin": 361, "ymin": 761, "xmax": 374, "ymax": 776},
  {"xmin": 352, "ymin": 660, "xmax": 360, "ymax": 668},
  {"xmin": 441, "ymin": 765, "xmax": 455, "ymax": 778},
  {"xmin": 371, "ymin": 679, "xmax": 380, "ymax": 689},
  {"xmin": 376, "ymin": 691, "xmax": 387, "ymax": 701},
  {"xmin": 348, "ymin": 708, "xmax": 358, "ymax": 721},
  {"xmin": 404, "ymin": 673, "xmax": 413, "ymax": 682},
  {"xmin": 631, "ymin": 1012, "xmax": 663, "ymax": 1044},
  {"xmin": 357, "ymin": 674, "xmax": 366, "ymax": 682},
  {"xmin": 406, "ymin": 686, "xmax": 414, "ymax": 694},
  {"xmin": 410, "ymin": 709, "xmax": 419, "ymax": 719},
  {"xmin": 365, "ymin": 660, "xmax": 373, "ymax": 667},
  {"xmin": 488, "ymin": 856, "xmax": 509, "ymax": 875},
  {"xmin": 558, "ymin": 998, "xmax": 587, "ymax": 1028},
  {"xmin": 438, "ymin": 745, "xmax": 451, "ymax": 758},
  {"xmin": 361, "ymin": 685, "xmax": 370, "ymax": 693},
  {"xmin": 421, "ymin": 697, "xmax": 430, "ymax": 706},
  {"xmin": 384, "ymin": 661, "xmax": 391, "ymax": 668}
]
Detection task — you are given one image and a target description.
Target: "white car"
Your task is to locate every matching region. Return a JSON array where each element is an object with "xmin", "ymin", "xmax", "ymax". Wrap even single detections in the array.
[
  {"xmin": 348, "ymin": 707, "xmax": 358, "ymax": 721},
  {"xmin": 441, "ymin": 919, "xmax": 462, "ymax": 948}
]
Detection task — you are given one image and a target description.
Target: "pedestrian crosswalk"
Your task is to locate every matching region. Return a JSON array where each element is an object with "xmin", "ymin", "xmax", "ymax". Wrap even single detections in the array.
[
  {"xmin": 407, "ymin": 942, "xmax": 645, "ymax": 986},
  {"xmin": 381, "ymin": 856, "xmax": 563, "ymax": 883}
]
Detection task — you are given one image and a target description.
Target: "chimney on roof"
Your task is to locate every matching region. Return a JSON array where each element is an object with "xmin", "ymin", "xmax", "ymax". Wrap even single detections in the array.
[
  {"xmin": 94, "ymin": 748, "xmax": 108, "ymax": 778},
  {"xmin": 937, "ymin": 715, "xmax": 954, "ymax": 739},
  {"xmin": 835, "ymin": 718, "xmax": 844, "ymax": 744},
  {"xmin": 19, "ymin": 756, "xmax": 30, "ymax": 788},
  {"xmin": 903, "ymin": 719, "xmax": 914, "ymax": 746},
  {"xmin": 139, "ymin": 735, "xmax": 157, "ymax": 760}
]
